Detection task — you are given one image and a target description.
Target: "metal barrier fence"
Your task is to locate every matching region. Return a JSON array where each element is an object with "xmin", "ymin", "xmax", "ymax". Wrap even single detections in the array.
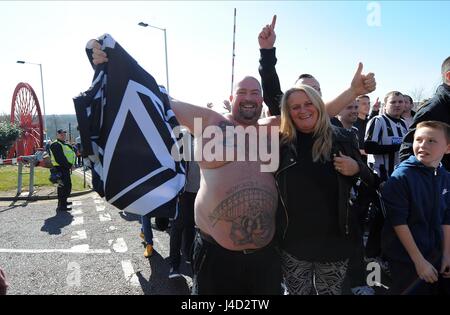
[{"xmin": 0, "ymin": 155, "xmax": 39, "ymax": 197}]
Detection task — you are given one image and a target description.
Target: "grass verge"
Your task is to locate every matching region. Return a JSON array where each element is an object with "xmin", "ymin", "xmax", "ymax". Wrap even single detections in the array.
[{"xmin": 0, "ymin": 165, "xmax": 86, "ymax": 192}]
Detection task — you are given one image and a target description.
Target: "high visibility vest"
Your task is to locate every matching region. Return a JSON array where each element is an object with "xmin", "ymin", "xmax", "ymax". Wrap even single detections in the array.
[{"xmin": 51, "ymin": 140, "xmax": 76, "ymax": 166}]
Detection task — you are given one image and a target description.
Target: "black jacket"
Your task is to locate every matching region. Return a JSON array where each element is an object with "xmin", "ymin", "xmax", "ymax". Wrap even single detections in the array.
[
  {"xmin": 275, "ymin": 127, "xmax": 376, "ymax": 242},
  {"xmin": 400, "ymin": 84, "xmax": 450, "ymax": 170},
  {"xmin": 258, "ymin": 48, "xmax": 283, "ymax": 116}
]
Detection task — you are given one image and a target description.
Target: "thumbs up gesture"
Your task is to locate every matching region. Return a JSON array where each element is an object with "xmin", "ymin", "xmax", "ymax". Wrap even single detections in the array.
[{"xmin": 350, "ymin": 62, "xmax": 376, "ymax": 97}]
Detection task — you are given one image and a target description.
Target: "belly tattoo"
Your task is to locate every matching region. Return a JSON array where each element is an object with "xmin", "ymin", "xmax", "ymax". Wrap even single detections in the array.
[{"xmin": 208, "ymin": 187, "xmax": 276, "ymax": 247}]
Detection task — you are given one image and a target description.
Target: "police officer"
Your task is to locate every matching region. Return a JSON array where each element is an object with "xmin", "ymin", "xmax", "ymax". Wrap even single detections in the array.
[{"xmin": 50, "ymin": 129, "xmax": 76, "ymax": 211}]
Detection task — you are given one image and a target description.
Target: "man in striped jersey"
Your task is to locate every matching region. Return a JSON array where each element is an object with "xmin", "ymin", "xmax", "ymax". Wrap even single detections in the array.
[
  {"xmin": 364, "ymin": 91, "xmax": 408, "ymax": 259},
  {"xmin": 364, "ymin": 91, "xmax": 408, "ymax": 181}
]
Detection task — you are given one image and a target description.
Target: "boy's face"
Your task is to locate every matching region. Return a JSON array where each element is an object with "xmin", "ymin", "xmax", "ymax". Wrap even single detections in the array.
[{"xmin": 413, "ymin": 127, "xmax": 450, "ymax": 168}]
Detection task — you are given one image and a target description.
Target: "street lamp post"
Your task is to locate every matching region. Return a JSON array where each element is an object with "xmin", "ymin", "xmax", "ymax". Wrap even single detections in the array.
[
  {"xmin": 138, "ymin": 22, "xmax": 169, "ymax": 94},
  {"xmin": 16, "ymin": 60, "xmax": 47, "ymax": 140}
]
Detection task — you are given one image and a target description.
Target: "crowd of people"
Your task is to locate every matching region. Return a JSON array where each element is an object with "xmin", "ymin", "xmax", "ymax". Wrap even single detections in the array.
[
  {"xmin": 73, "ymin": 14, "xmax": 450, "ymax": 295},
  {"xmin": 2, "ymin": 15, "xmax": 449, "ymax": 296}
]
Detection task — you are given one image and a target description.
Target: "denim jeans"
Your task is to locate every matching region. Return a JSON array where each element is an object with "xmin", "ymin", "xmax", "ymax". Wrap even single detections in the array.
[{"xmin": 140, "ymin": 213, "xmax": 154, "ymax": 245}]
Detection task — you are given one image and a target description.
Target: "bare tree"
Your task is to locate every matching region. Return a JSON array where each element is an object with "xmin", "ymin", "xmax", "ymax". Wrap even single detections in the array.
[
  {"xmin": 409, "ymin": 87, "xmax": 425, "ymax": 110},
  {"xmin": 0, "ymin": 113, "xmax": 10, "ymax": 123}
]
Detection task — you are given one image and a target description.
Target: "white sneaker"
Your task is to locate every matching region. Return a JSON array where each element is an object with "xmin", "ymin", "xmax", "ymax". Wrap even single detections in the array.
[{"xmin": 351, "ymin": 286, "xmax": 375, "ymax": 295}]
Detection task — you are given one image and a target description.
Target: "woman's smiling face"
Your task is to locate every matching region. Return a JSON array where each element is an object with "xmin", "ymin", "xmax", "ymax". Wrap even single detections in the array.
[{"xmin": 287, "ymin": 90, "xmax": 319, "ymax": 134}]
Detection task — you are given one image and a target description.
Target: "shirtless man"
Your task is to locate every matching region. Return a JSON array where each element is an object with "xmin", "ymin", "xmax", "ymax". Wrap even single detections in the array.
[{"xmin": 89, "ymin": 31, "xmax": 375, "ymax": 294}]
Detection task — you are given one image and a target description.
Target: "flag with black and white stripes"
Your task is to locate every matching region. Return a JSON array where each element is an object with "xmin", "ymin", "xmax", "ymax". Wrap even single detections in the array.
[{"xmin": 73, "ymin": 34, "xmax": 185, "ymax": 217}]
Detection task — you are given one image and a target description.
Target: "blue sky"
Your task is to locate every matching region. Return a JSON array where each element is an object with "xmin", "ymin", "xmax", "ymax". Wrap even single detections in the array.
[{"xmin": 1, "ymin": 1, "xmax": 449, "ymax": 119}]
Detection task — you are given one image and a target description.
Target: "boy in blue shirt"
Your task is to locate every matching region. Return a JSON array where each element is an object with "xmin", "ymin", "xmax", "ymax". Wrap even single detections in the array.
[{"xmin": 381, "ymin": 121, "xmax": 450, "ymax": 294}]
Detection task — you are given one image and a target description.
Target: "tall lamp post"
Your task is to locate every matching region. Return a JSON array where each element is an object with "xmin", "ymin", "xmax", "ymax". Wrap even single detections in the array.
[
  {"xmin": 138, "ymin": 21, "xmax": 169, "ymax": 93},
  {"xmin": 16, "ymin": 60, "xmax": 47, "ymax": 140}
]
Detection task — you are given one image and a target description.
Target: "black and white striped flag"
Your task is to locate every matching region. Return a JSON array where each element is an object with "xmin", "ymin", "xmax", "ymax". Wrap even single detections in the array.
[{"xmin": 74, "ymin": 34, "xmax": 185, "ymax": 217}]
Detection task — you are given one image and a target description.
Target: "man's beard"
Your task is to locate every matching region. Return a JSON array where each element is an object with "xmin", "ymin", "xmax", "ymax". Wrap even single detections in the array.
[{"xmin": 238, "ymin": 101, "xmax": 260, "ymax": 121}]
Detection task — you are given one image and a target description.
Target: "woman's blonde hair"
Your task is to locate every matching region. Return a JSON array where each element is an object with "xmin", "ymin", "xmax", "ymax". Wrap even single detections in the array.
[{"xmin": 280, "ymin": 85, "xmax": 333, "ymax": 162}]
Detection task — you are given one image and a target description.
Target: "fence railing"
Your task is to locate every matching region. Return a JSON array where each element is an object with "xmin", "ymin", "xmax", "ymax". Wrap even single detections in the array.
[
  {"xmin": 1, "ymin": 153, "xmax": 91, "ymax": 198},
  {"xmin": 0, "ymin": 155, "xmax": 42, "ymax": 197}
]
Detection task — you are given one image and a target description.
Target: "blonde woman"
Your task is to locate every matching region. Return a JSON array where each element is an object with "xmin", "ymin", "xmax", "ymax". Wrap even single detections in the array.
[{"xmin": 275, "ymin": 85, "xmax": 376, "ymax": 295}]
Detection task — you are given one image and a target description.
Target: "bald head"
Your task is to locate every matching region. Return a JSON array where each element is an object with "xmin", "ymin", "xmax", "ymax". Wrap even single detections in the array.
[
  {"xmin": 230, "ymin": 76, "xmax": 263, "ymax": 125},
  {"xmin": 232, "ymin": 76, "xmax": 262, "ymax": 94}
]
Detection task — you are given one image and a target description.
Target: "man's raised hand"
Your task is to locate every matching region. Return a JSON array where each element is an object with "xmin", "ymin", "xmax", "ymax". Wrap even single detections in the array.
[
  {"xmin": 350, "ymin": 62, "xmax": 376, "ymax": 97},
  {"xmin": 258, "ymin": 15, "xmax": 277, "ymax": 49},
  {"xmin": 372, "ymin": 97, "xmax": 380, "ymax": 111},
  {"xmin": 86, "ymin": 39, "xmax": 108, "ymax": 65}
]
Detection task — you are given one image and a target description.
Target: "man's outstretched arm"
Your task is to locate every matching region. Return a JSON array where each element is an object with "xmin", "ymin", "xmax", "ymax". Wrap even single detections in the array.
[
  {"xmin": 325, "ymin": 62, "xmax": 376, "ymax": 117},
  {"xmin": 169, "ymin": 98, "xmax": 225, "ymax": 136}
]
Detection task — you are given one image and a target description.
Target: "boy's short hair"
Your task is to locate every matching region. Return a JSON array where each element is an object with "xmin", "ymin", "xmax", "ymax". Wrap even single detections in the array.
[{"xmin": 416, "ymin": 121, "xmax": 450, "ymax": 144}]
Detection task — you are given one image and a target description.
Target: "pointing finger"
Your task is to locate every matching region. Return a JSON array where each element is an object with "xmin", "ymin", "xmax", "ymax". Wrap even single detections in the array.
[{"xmin": 271, "ymin": 15, "xmax": 277, "ymax": 29}]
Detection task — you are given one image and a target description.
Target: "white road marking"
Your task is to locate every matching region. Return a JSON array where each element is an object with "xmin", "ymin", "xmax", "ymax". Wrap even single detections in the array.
[
  {"xmin": 0, "ymin": 244, "xmax": 111, "ymax": 254},
  {"xmin": 71, "ymin": 209, "xmax": 83, "ymax": 216},
  {"xmin": 99, "ymin": 213, "xmax": 112, "ymax": 222},
  {"xmin": 110, "ymin": 238, "xmax": 128, "ymax": 253},
  {"xmin": 121, "ymin": 260, "xmax": 140, "ymax": 286},
  {"xmin": 71, "ymin": 217, "xmax": 84, "ymax": 226},
  {"xmin": 71, "ymin": 230, "xmax": 87, "ymax": 241}
]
